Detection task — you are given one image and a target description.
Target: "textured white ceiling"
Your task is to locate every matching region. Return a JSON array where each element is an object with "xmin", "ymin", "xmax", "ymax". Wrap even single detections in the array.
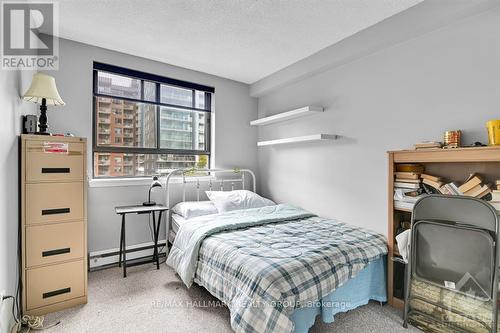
[{"xmin": 55, "ymin": 0, "xmax": 423, "ymax": 83}]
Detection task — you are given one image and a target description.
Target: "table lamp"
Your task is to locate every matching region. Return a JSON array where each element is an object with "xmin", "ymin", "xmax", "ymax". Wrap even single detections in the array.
[
  {"xmin": 22, "ymin": 73, "xmax": 65, "ymax": 135},
  {"xmin": 143, "ymin": 176, "xmax": 162, "ymax": 206}
]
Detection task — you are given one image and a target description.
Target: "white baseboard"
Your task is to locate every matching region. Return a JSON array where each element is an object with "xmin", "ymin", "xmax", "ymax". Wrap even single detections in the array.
[
  {"xmin": 89, "ymin": 240, "xmax": 167, "ymax": 270},
  {"xmin": 0, "ymin": 290, "xmax": 14, "ymax": 333}
]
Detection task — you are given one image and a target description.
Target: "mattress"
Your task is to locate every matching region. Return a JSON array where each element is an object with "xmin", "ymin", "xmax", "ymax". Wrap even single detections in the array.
[
  {"xmin": 171, "ymin": 213, "xmax": 187, "ymax": 234},
  {"xmin": 169, "ymin": 214, "xmax": 187, "ymax": 243},
  {"xmin": 169, "ymin": 213, "xmax": 221, "ymax": 243}
]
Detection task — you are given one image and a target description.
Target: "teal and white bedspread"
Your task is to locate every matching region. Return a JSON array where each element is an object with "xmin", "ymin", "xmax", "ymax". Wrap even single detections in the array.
[{"xmin": 167, "ymin": 204, "xmax": 387, "ymax": 333}]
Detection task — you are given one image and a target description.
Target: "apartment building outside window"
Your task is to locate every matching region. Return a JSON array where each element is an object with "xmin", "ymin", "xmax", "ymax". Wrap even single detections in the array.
[{"xmin": 93, "ymin": 62, "xmax": 213, "ymax": 178}]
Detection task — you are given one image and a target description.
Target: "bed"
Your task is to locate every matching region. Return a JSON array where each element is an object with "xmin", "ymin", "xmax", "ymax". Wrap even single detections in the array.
[{"xmin": 164, "ymin": 169, "xmax": 388, "ymax": 333}]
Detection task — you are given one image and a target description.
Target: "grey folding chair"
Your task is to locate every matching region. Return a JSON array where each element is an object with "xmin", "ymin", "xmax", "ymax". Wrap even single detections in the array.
[{"xmin": 403, "ymin": 195, "xmax": 499, "ymax": 332}]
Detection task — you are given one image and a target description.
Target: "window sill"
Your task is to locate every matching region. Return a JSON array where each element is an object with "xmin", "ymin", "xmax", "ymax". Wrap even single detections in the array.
[
  {"xmin": 88, "ymin": 175, "xmax": 216, "ymax": 188},
  {"xmin": 89, "ymin": 177, "xmax": 154, "ymax": 188}
]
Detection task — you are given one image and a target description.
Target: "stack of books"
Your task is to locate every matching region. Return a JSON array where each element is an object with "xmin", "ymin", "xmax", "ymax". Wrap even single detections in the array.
[
  {"xmin": 394, "ymin": 164, "xmax": 425, "ymax": 210},
  {"xmin": 393, "ymin": 167, "xmax": 496, "ymax": 211},
  {"xmin": 420, "ymin": 173, "xmax": 491, "ymax": 198},
  {"xmin": 421, "ymin": 173, "xmax": 444, "ymax": 194},
  {"xmin": 459, "ymin": 174, "xmax": 491, "ymax": 198},
  {"xmin": 414, "ymin": 141, "xmax": 442, "ymax": 150}
]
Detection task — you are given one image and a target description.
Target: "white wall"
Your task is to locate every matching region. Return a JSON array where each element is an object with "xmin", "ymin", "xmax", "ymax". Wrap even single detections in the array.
[
  {"xmin": 0, "ymin": 70, "xmax": 35, "ymax": 329},
  {"xmin": 44, "ymin": 38, "xmax": 258, "ymax": 252},
  {"xmin": 256, "ymin": 8, "xmax": 500, "ymax": 235}
]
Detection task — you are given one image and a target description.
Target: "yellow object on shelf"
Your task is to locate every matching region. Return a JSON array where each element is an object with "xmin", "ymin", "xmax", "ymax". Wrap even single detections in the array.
[{"xmin": 487, "ymin": 120, "xmax": 500, "ymax": 145}]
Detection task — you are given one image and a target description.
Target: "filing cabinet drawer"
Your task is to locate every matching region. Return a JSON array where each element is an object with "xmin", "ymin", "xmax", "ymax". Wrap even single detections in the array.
[
  {"xmin": 25, "ymin": 141, "xmax": 84, "ymax": 182},
  {"xmin": 26, "ymin": 260, "xmax": 85, "ymax": 310},
  {"xmin": 26, "ymin": 182, "xmax": 84, "ymax": 224},
  {"xmin": 26, "ymin": 222, "xmax": 84, "ymax": 267}
]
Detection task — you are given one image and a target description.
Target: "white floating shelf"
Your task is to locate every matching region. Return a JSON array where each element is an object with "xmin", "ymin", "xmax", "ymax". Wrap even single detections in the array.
[
  {"xmin": 257, "ymin": 134, "xmax": 338, "ymax": 147},
  {"xmin": 250, "ymin": 106, "xmax": 323, "ymax": 126}
]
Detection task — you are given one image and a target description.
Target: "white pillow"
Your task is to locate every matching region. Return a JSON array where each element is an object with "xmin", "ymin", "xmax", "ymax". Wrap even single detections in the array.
[
  {"xmin": 205, "ymin": 190, "xmax": 275, "ymax": 213},
  {"xmin": 171, "ymin": 201, "xmax": 218, "ymax": 219}
]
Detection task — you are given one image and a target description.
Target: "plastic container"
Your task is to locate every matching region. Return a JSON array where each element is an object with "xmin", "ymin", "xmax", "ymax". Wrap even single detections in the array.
[
  {"xmin": 443, "ymin": 130, "xmax": 461, "ymax": 148},
  {"xmin": 487, "ymin": 120, "xmax": 500, "ymax": 145}
]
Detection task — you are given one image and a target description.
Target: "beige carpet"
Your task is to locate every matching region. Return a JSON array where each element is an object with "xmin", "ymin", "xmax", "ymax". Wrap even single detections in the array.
[{"xmin": 43, "ymin": 263, "xmax": 420, "ymax": 333}]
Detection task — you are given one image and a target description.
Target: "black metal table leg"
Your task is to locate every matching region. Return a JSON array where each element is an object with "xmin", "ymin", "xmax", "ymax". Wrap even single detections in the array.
[
  {"xmin": 122, "ymin": 214, "xmax": 127, "ymax": 278},
  {"xmin": 151, "ymin": 212, "xmax": 159, "ymax": 270},
  {"xmin": 155, "ymin": 211, "xmax": 162, "ymax": 269},
  {"xmin": 119, "ymin": 214, "xmax": 124, "ymax": 267},
  {"xmin": 115, "ymin": 205, "xmax": 168, "ymax": 278}
]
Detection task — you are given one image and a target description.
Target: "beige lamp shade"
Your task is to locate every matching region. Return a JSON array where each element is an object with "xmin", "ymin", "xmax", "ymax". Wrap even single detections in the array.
[{"xmin": 22, "ymin": 73, "xmax": 65, "ymax": 106}]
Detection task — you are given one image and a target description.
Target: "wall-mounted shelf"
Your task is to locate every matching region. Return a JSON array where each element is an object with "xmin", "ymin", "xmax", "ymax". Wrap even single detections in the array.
[
  {"xmin": 257, "ymin": 134, "xmax": 337, "ymax": 147},
  {"xmin": 250, "ymin": 106, "xmax": 323, "ymax": 126}
]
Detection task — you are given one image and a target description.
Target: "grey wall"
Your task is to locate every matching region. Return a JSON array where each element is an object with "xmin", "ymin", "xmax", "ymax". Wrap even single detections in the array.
[
  {"xmin": 256, "ymin": 8, "xmax": 500, "ymax": 235},
  {"xmin": 0, "ymin": 70, "xmax": 35, "ymax": 328},
  {"xmin": 44, "ymin": 38, "xmax": 257, "ymax": 252}
]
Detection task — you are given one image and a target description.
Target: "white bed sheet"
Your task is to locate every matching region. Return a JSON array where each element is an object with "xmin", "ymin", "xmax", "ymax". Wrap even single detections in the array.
[
  {"xmin": 171, "ymin": 213, "xmax": 187, "ymax": 234},
  {"xmin": 170, "ymin": 213, "xmax": 219, "ymax": 242}
]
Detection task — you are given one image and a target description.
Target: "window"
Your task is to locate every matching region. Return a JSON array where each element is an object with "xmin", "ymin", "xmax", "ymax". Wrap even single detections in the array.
[{"xmin": 93, "ymin": 62, "xmax": 213, "ymax": 178}]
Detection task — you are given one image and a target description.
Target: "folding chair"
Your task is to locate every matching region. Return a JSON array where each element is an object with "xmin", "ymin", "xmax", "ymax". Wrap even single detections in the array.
[{"xmin": 403, "ymin": 195, "xmax": 499, "ymax": 332}]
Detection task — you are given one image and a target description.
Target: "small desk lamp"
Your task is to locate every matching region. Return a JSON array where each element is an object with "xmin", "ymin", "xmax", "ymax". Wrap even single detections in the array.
[
  {"xmin": 22, "ymin": 73, "xmax": 65, "ymax": 135},
  {"xmin": 143, "ymin": 176, "xmax": 162, "ymax": 206}
]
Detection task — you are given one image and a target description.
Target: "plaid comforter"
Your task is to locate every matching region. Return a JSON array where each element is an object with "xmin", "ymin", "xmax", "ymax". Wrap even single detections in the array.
[{"xmin": 192, "ymin": 213, "xmax": 387, "ymax": 333}]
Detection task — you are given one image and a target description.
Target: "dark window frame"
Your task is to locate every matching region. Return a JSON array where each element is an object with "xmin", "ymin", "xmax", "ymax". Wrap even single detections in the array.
[{"xmin": 92, "ymin": 62, "xmax": 214, "ymax": 178}]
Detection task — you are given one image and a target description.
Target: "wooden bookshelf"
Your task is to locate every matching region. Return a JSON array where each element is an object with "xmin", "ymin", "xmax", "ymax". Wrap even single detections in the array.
[{"xmin": 387, "ymin": 146, "xmax": 500, "ymax": 309}]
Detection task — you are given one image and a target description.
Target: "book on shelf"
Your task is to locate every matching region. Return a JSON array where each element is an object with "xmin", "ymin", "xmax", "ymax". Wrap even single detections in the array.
[
  {"xmin": 421, "ymin": 173, "xmax": 442, "ymax": 183},
  {"xmin": 414, "ymin": 141, "xmax": 442, "ymax": 149},
  {"xmin": 394, "ymin": 172, "xmax": 420, "ymax": 180},
  {"xmin": 394, "ymin": 188, "xmax": 425, "ymax": 203},
  {"xmin": 422, "ymin": 178, "xmax": 444, "ymax": 192},
  {"xmin": 394, "ymin": 182, "xmax": 421, "ymax": 189},
  {"xmin": 489, "ymin": 189, "xmax": 500, "ymax": 211},
  {"xmin": 439, "ymin": 182, "xmax": 462, "ymax": 196},
  {"xmin": 394, "ymin": 200, "xmax": 415, "ymax": 210},
  {"xmin": 465, "ymin": 184, "xmax": 491, "ymax": 198},
  {"xmin": 463, "ymin": 184, "xmax": 482, "ymax": 196},
  {"xmin": 422, "ymin": 183, "xmax": 440, "ymax": 194},
  {"xmin": 394, "ymin": 178, "xmax": 421, "ymax": 184},
  {"xmin": 396, "ymin": 164, "xmax": 424, "ymax": 173},
  {"xmin": 491, "ymin": 190, "xmax": 500, "ymax": 202},
  {"xmin": 458, "ymin": 173, "xmax": 483, "ymax": 193}
]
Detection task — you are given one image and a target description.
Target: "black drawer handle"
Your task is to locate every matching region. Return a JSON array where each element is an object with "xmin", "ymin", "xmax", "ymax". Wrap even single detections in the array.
[
  {"xmin": 41, "ymin": 167, "xmax": 70, "ymax": 174},
  {"xmin": 43, "ymin": 287, "xmax": 71, "ymax": 299},
  {"xmin": 41, "ymin": 208, "xmax": 70, "ymax": 215},
  {"xmin": 42, "ymin": 248, "xmax": 71, "ymax": 257}
]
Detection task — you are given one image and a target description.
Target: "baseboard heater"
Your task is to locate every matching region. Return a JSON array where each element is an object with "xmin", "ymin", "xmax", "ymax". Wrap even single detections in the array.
[{"xmin": 88, "ymin": 240, "xmax": 167, "ymax": 271}]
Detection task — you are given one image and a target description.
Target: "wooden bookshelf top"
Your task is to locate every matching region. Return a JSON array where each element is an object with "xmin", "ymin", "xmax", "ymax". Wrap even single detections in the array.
[{"xmin": 387, "ymin": 146, "xmax": 500, "ymax": 163}]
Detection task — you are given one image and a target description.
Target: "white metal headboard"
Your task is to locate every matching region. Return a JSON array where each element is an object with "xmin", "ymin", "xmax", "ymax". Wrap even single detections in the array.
[
  {"xmin": 163, "ymin": 168, "xmax": 256, "ymax": 210},
  {"xmin": 162, "ymin": 168, "xmax": 256, "ymax": 246}
]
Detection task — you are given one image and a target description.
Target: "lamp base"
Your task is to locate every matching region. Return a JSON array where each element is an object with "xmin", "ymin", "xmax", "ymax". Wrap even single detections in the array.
[
  {"xmin": 38, "ymin": 99, "xmax": 49, "ymax": 134},
  {"xmin": 143, "ymin": 201, "xmax": 156, "ymax": 206},
  {"xmin": 34, "ymin": 132, "xmax": 51, "ymax": 136}
]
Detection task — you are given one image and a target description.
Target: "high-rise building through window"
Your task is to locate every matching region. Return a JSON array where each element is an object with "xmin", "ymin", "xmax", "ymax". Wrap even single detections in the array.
[{"xmin": 93, "ymin": 63, "xmax": 212, "ymax": 178}]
